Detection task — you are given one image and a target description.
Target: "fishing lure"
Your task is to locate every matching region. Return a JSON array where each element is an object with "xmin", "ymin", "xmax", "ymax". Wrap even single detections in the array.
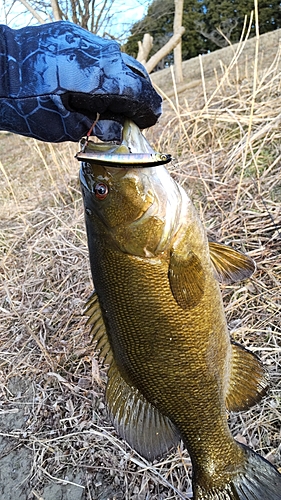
[
  {"xmin": 75, "ymin": 116, "xmax": 172, "ymax": 167},
  {"xmin": 75, "ymin": 149, "xmax": 172, "ymax": 167}
]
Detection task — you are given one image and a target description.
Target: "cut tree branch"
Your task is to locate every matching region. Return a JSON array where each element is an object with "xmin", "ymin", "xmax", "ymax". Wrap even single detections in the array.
[
  {"xmin": 137, "ymin": 34, "xmax": 153, "ymax": 66},
  {"xmin": 144, "ymin": 27, "xmax": 185, "ymax": 74}
]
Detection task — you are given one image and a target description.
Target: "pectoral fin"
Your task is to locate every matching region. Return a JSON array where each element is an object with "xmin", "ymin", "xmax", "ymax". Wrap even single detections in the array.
[
  {"xmin": 226, "ymin": 342, "xmax": 269, "ymax": 412},
  {"xmin": 84, "ymin": 291, "xmax": 112, "ymax": 364},
  {"xmin": 169, "ymin": 249, "xmax": 205, "ymax": 309},
  {"xmin": 106, "ymin": 361, "xmax": 180, "ymax": 461},
  {"xmin": 209, "ymin": 241, "xmax": 256, "ymax": 284}
]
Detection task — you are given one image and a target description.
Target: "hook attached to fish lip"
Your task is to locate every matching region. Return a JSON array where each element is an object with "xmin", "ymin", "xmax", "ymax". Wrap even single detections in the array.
[{"xmin": 75, "ymin": 119, "xmax": 173, "ymax": 168}]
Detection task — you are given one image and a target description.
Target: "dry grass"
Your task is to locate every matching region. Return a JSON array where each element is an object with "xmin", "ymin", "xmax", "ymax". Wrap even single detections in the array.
[{"xmin": 0, "ymin": 27, "xmax": 281, "ymax": 499}]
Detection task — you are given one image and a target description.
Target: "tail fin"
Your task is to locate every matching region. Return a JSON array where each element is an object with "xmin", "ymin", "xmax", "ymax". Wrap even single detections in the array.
[{"xmin": 195, "ymin": 444, "xmax": 281, "ymax": 499}]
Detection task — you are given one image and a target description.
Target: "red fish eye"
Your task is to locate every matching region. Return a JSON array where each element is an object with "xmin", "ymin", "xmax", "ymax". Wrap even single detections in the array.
[{"xmin": 94, "ymin": 183, "xmax": 108, "ymax": 200}]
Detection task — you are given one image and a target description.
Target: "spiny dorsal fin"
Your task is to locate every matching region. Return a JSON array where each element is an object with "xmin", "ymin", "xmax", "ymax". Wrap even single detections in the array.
[
  {"xmin": 209, "ymin": 241, "xmax": 256, "ymax": 285},
  {"xmin": 84, "ymin": 291, "xmax": 112, "ymax": 364},
  {"xmin": 226, "ymin": 342, "xmax": 269, "ymax": 412},
  {"xmin": 169, "ymin": 249, "xmax": 205, "ymax": 309},
  {"xmin": 106, "ymin": 361, "xmax": 180, "ymax": 461}
]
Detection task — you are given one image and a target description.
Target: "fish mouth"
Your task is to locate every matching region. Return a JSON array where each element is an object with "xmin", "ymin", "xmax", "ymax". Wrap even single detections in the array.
[{"xmin": 76, "ymin": 119, "xmax": 172, "ymax": 168}]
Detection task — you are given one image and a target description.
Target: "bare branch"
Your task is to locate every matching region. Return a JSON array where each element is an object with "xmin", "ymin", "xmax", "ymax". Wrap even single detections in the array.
[
  {"xmin": 137, "ymin": 33, "xmax": 153, "ymax": 65},
  {"xmin": 70, "ymin": 0, "xmax": 78, "ymax": 25},
  {"xmin": 144, "ymin": 26, "xmax": 185, "ymax": 74},
  {"xmin": 17, "ymin": 0, "xmax": 46, "ymax": 23},
  {"xmin": 94, "ymin": 0, "xmax": 111, "ymax": 34},
  {"xmin": 173, "ymin": 0, "xmax": 184, "ymax": 83}
]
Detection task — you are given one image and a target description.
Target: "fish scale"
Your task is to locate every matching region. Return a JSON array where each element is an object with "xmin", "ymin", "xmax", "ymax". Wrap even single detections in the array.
[
  {"xmin": 80, "ymin": 148, "xmax": 281, "ymax": 499},
  {"xmin": 95, "ymin": 249, "xmax": 231, "ymax": 454}
]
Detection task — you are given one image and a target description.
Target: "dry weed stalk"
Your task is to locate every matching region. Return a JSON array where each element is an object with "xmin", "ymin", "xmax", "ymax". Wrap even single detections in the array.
[{"xmin": 0, "ymin": 29, "xmax": 280, "ymax": 499}]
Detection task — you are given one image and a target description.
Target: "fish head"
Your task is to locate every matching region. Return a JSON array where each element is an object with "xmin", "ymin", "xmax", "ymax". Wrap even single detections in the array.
[{"xmin": 80, "ymin": 162, "xmax": 182, "ymax": 257}]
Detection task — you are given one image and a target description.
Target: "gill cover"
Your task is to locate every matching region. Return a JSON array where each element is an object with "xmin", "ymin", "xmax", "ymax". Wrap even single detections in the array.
[{"xmin": 80, "ymin": 162, "xmax": 182, "ymax": 257}]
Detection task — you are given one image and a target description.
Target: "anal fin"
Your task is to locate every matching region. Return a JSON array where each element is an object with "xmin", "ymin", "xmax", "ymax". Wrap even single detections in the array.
[
  {"xmin": 85, "ymin": 292, "xmax": 181, "ymax": 460},
  {"xmin": 226, "ymin": 342, "xmax": 269, "ymax": 412},
  {"xmin": 106, "ymin": 361, "xmax": 181, "ymax": 461}
]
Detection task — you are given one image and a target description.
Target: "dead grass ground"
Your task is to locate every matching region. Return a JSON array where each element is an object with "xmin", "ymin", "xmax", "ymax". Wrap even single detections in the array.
[{"xmin": 0, "ymin": 26, "xmax": 281, "ymax": 500}]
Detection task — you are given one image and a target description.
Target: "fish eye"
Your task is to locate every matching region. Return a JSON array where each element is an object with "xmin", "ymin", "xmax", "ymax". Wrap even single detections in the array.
[{"xmin": 94, "ymin": 182, "xmax": 108, "ymax": 200}]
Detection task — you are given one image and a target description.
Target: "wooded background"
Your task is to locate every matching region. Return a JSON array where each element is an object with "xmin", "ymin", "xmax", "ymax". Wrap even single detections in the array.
[
  {"xmin": 126, "ymin": 0, "xmax": 281, "ymax": 67},
  {"xmin": 2, "ymin": 0, "xmax": 281, "ymax": 77}
]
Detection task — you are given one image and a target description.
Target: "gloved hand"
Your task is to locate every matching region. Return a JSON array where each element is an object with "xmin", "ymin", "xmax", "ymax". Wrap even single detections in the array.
[{"xmin": 0, "ymin": 22, "xmax": 162, "ymax": 142}]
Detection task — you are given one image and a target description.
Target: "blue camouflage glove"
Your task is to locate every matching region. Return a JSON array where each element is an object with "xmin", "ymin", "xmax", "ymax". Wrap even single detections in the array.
[{"xmin": 0, "ymin": 21, "xmax": 162, "ymax": 142}]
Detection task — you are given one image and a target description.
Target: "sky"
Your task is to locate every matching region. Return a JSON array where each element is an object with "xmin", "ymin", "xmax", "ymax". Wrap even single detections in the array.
[{"xmin": 0, "ymin": 0, "xmax": 150, "ymax": 41}]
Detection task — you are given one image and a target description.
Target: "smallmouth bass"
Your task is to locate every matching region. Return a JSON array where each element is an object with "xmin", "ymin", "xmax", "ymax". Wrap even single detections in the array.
[{"xmin": 80, "ymin": 141, "xmax": 281, "ymax": 499}]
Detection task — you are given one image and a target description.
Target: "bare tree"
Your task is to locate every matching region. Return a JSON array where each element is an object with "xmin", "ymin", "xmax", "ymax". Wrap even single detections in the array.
[
  {"xmin": 196, "ymin": 19, "xmax": 239, "ymax": 48},
  {"xmin": 14, "ymin": 0, "xmax": 116, "ymax": 33},
  {"xmin": 50, "ymin": 0, "xmax": 62, "ymax": 21},
  {"xmin": 16, "ymin": 0, "xmax": 47, "ymax": 23},
  {"xmin": 3, "ymin": 0, "xmax": 144, "ymax": 41},
  {"xmin": 138, "ymin": 27, "xmax": 184, "ymax": 73},
  {"xmin": 136, "ymin": 0, "xmax": 185, "ymax": 74}
]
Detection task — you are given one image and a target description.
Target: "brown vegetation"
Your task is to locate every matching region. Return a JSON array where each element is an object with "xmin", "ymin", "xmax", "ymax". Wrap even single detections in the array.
[{"xmin": 0, "ymin": 28, "xmax": 280, "ymax": 499}]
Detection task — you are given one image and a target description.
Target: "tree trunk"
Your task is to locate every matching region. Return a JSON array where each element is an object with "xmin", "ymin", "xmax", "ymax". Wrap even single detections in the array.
[
  {"xmin": 50, "ymin": 0, "xmax": 63, "ymax": 21},
  {"xmin": 173, "ymin": 0, "xmax": 184, "ymax": 83},
  {"xmin": 137, "ymin": 0, "xmax": 185, "ymax": 75}
]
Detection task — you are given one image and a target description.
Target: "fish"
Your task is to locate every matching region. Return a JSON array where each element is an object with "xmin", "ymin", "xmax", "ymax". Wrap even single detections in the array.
[{"xmin": 79, "ymin": 130, "xmax": 281, "ymax": 499}]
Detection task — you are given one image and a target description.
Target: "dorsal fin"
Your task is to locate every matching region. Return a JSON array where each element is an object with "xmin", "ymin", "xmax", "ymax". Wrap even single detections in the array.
[
  {"xmin": 226, "ymin": 342, "xmax": 269, "ymax": 412},
  {"xmin": 209, "ymin": 241, "xmax": 256, "ymax": 284},
  {"xmin": 106, "ymin": 361, "xmax": 180, "ymax": 461}
]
